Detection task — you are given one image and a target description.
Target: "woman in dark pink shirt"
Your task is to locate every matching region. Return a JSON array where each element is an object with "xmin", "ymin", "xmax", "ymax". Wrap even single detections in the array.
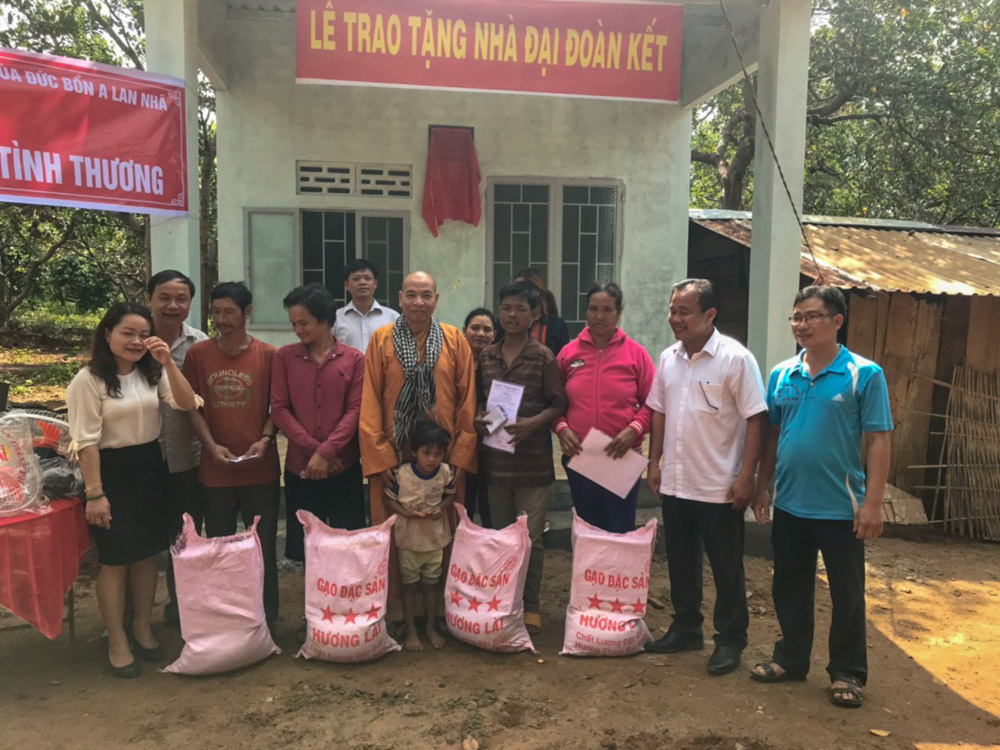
[
  {"xmin": 554, "ymin": 283, "xmax": 655, "ymax": 533},
  {"xmin": 271, "ymin": 284, "xmax": 365, "ymax": 562}
]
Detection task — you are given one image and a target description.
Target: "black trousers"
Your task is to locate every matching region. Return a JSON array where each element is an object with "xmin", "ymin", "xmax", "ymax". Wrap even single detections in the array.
[
  {"xmin": 283, "ymin": 461, "xmax": 365, "ymax": 562},
  {"xmin": 565, "ymin": 454, "xmax": 640, "ymax": 534},
  {"xmin": 770, "ymin": 508, "xmax": 868, "ymax": 685},
  {"xmin": 203, "ymin": 481, "xmax": 281, "ymax": 627},
  {"xmin": 464, "ymin": 470, "xmax": 492, "ymax": 528},
  {"xmin": 165, "ymin": 467, "xmax": 206, "ymax": 608},
  {"xmin": 662, "ymin": 495, "xmax": 749, "ymax": 649}
]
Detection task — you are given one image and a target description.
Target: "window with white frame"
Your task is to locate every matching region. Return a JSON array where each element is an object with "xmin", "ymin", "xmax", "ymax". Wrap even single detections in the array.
[
  {"xmin": 245, "ymin": 209, "xmax": 298, "ymax": 327},
  {"xmin": 488, "ymin": 179, "xmax": 623, "ymax": 337},
  {"xmin": 301, "ymin": 210, "xmax": 408, "ymax": 309},
  {"xmin": 243, "ymin": 208, "xmax": 407, "ymax": 327}
]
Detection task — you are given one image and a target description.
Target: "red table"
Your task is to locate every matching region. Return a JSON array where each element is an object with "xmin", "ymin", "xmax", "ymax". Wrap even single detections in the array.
[{"xmin": 0, "ymin": 498, "xmax": 91, "ymax": 639}]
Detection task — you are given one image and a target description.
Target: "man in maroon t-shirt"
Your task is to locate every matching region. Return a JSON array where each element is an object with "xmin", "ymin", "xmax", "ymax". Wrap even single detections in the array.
[{"xmin": 184, "ymin": 281, "xmax": 281, "ymax": 628}]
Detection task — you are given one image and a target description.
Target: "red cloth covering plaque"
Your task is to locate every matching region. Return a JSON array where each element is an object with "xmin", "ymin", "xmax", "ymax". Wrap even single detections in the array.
[{"xmin": 422, "ymin": 127, "xmax": 482, "ymax": 237}]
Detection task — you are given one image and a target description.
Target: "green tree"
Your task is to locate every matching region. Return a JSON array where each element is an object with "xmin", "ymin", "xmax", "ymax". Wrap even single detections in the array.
[
  {"xmin": 691, "ymin": 79, "xmax": 757, "ymax": 211},
  {"xmin": 0, "ymin": 206, "xmax": 82, "ymax": 327},
  {"xmin": 0, "ymin": 0, "xmax": 218, "ymax": 326},
  {"xmin": 691, "ymin": 0, "xmax": 1000, "ymax": 228}
]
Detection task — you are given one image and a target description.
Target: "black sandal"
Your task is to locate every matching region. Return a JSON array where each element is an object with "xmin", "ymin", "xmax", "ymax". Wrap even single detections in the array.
[
  {"xmin": 829, "ymin": 675, "xmax": 864, "ymax": 708},
  {"xmin": 749, "ymin": 662, "xmax": 807, "ymax": 683}
]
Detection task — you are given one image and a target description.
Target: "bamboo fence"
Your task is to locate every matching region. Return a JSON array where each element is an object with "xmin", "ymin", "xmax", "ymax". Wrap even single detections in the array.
[{"xmin": 928, "ymin": 366, "xmax": 1000, "ymax": 541}]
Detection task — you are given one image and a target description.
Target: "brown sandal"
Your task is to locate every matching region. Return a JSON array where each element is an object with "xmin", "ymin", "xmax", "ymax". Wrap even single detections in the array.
[
  {"xmin": 829, "ymin": 675, "xmax": 864, "ymax": 708},
  {"xmin": 749, "ymin": 662, "xmax": 807, "ymax": 683}
]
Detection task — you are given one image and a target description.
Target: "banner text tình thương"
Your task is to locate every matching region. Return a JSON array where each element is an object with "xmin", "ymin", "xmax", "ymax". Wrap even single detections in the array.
[{"xmin": 0, "ymin": 47, "xmax": 187, "ymax": 215}]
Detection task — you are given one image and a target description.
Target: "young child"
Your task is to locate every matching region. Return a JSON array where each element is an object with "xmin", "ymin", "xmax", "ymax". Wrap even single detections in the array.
[
  {"xmin": 384, "ymin": 420, "xmax": 456, "ymax": 652},
  {"xmin": 478, "ymin": 280, "xmax": 567, "ymax": 634}
]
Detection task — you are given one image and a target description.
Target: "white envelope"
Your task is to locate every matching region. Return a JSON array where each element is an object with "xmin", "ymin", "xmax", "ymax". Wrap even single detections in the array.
[{"xmin": 566, "ymin": 428, "xmax": 648, "ymax": 499}]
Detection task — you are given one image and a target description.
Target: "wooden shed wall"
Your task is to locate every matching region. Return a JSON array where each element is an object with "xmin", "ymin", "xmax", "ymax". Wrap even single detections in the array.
[
  {"xmin": 845, "ymin": 292, "xmax": 943, "ymax": 492},
  {"xmin": 687, "ymin": 226, "xmax": 750, "ymax": 343},
  {"xmin": 847, "ymin": 293, "xmax": 1000, "ymax": 505},
  {"xmin": 965, "ymin": 297, "xmax": 1000, "ymax": 371},
  {"xmin": 687, "ymin": 224, "xmax": 1000, "ymax": 517}
]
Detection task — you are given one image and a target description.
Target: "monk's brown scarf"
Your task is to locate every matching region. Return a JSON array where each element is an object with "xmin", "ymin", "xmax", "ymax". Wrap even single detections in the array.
[{"xmin": 392, "ymin": 316, "xmax": 444, "ymax": 451}]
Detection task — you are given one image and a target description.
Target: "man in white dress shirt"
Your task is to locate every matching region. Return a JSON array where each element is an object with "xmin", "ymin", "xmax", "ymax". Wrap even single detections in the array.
[
  {"xmin": 333, "ymin": 260, "xmax": 399, "ymax": 352},
  {"xmin": 645, "ymin": 278, "xmax": 768, "ymax": 676}
]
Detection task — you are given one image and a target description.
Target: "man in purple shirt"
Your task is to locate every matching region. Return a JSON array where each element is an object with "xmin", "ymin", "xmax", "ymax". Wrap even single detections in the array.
[{"xmin": 271, "ymin": 284, "xmax": 366, "ymax": 564}]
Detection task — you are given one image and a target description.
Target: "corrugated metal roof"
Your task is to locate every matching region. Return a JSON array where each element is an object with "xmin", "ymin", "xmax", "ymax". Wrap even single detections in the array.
[{"xmin": 690, "ymin": 214, "xmax": 1000, "ymax": 295}]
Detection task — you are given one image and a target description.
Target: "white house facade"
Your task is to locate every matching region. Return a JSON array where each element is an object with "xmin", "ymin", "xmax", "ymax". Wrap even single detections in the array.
[{"xmin": 145, "ymin": 0, "xmax": 811, "ymax": 368}]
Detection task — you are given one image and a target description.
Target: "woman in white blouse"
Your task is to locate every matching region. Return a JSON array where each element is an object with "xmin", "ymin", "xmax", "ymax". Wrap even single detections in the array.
[{"xmin": 67, "ymin": 302, "xmax": 198, "ymax": 678}]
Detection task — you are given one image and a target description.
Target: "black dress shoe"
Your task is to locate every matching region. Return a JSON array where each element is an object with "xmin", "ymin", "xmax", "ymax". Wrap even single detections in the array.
[
  {"xmin": 645, "ymin": 632, "xmax": 705, "ymax": 654},
  {"xmin": 707, "ymin": 645, "xmax": 743, "ymax": 676},
  {"xmin": 109, "ymin": 659, "xmax": 141, "ymax": 679},
  {"xmin": 132, "ymin": 641, "xmax": 166, "ymax": 662}
]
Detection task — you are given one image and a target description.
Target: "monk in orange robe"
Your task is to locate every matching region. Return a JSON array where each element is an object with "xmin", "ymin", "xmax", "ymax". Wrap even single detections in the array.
[{"xmin": 360, "ymin": 271, "xmax": 477, "ymax": 626}]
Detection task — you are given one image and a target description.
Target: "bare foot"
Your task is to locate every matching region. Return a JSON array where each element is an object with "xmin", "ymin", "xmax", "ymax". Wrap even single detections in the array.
[
  {"xmin": 426, "ymin": 626, "xmax": 445, "ymax": 649},
  {"xmin": 404, "ymin": 629, "xmax": 424, "ymax": 652}
]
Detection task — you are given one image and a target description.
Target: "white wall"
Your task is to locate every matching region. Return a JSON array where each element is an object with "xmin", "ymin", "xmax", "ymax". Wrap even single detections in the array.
[{"xmin": 216, "ymin": 12, "xmax": 691, "ymax": 355}]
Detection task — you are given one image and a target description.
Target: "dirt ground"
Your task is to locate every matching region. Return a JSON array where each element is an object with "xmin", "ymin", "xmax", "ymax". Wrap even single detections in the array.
[
  {"xmin": 0, "ymin": 346, "xmax": 82, "ymax": 409},
  {"xmin": 1, "ymin": 532, "xmax": 999, "ymax": 750}
]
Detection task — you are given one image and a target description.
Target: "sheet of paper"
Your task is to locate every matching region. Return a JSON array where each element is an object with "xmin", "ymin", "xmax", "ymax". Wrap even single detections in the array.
[
  {"xmin": 482, "ymin": 404, "xmax": 508, "ymax": 435},
  {"xmin": 227, "ymin": 454, "xmax": 261, "ymax": 464},
  {"xmin": 482, "ymin": 380, "xmax": 525, "ymax": 454},
  {"xmin": 567, "ymin": 428, "xmax": 648, "ymax": 499}
]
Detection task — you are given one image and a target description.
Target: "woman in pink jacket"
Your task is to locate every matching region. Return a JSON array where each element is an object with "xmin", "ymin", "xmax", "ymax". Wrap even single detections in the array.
[{"xmin": 554, "ymin": 283, "xmax": 655, "ymax": 532}]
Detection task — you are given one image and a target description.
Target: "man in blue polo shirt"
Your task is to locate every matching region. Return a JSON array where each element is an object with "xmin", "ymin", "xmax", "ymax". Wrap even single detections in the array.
[{"xmin": 750, "ymin": 285, "xmax": 892, "ymax": 709}]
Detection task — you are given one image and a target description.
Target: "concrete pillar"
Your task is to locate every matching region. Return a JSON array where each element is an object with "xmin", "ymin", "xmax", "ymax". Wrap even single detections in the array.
[
  {"xmin": 145, "ymin": 0, "xmax": 202, "ymax": 326},
  {"xmin": 747, "ymin": 0, "xmax": 811, "ymax": 371}
]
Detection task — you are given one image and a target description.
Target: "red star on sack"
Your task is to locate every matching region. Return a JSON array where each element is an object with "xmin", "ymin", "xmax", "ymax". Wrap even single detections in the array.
[
  {"xmin": 587, "ymin": 593, "xmax": 604, "ymax": 610},
  {"xmin": 321, "ymin": 605, "xmax": 335, "ymax": 622},
  {"xmin": 632, "ymin": 599, "xmax": 646, "ymax": 616},
  {"xmin": 467, "ymin": 596, "xmax": 481, "ymax": 612},
  {"xmin": 610, "ymin": 597, "xmax": 625, "ymax": 613},
  {"xmin": 449, "ymin": 590, "xmax": 464, "ymax": 606},
  {"xmin": 487, "ymin": 595, "xmax": 501, "ymax": 611},
  {"xmin": 366, "ymin": 604, "xmax": 380, "ymax": 621},
  {"xmin": 343, "ymin": 608, "xmax": 358, "ymax": 624}
]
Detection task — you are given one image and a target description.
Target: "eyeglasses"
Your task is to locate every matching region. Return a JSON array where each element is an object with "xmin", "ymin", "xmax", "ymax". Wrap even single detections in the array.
[{"xmin": 788, "ymin": 312, "xmax": 833, "ymax": 325}]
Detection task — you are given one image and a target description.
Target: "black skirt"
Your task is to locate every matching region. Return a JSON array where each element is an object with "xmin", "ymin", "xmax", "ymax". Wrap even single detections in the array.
[{"xmin": 91, "ymin": 440, "xmax": 169, "ymax": 565}]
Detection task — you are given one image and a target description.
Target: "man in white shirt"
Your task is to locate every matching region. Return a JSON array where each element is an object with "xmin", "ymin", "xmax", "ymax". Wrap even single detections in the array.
[
  {"xmin": 645, "ymin": 278, "xmax": 768, "ymax": 676},
  {"xmin": 333, "ymin": 260, "xmax": 399, "ymax": 352},
  {"xmin": 146, "ymin": 269, "xmax": 208, "ymax": 627}
]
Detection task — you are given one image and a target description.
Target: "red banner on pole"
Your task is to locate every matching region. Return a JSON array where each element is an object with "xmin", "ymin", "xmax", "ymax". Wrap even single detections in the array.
[
  {"xmin": 295, "ymin": 0, "xmax": 683, "ymax": 103},
  {"xmin": 0, "ymin": 47, "xmax": 187, "ymax": 215}
]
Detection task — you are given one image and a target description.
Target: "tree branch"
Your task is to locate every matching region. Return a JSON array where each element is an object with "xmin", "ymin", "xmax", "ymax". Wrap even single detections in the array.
[
  {"xmin": 81, "ymin": 0, "xmax": 144, "ymax": 69},
  {"xmin": 808, "ymin": 112, "xmax": 889, "ymax": 126},
  {"xmin": 691, "ymin": 151, "xmax": 722, "ymax": 168},
  {"xmin": 4, "ymin": 213, "xmax": 82, "ymax": 317},
  {"xmin": 117, "ymin": 212, "xmax": 146, "ymax": 240},
  {"xmin": 727, "ymin": 137, "xmax": 756, "ymax": 178},
  {"xmin": 807, "ymin": 80, "xmax": 859, "ymax": 119}
]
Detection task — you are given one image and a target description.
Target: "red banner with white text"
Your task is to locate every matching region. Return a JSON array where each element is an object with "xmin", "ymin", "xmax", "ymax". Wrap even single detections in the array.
[
  {"xmin": 0, "ymin": 47, "xmax": 187, "ymax": 215},
  {"xmin": 296, "ymin": 0, "xmax": 683, "ymax": 103}
]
